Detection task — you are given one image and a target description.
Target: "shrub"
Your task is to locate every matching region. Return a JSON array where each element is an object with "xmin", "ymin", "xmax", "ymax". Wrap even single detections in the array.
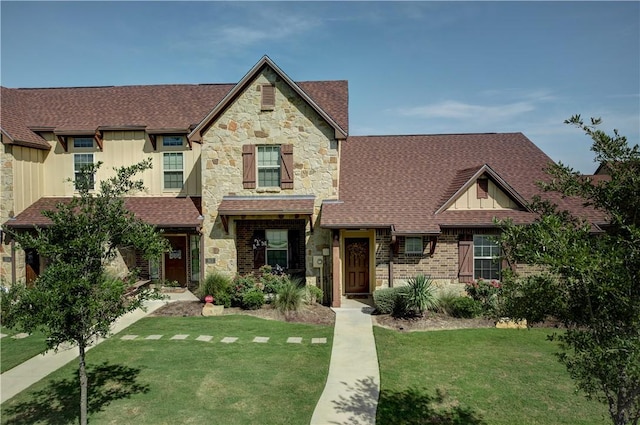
[
  {"xmin": 241, "ymin": 289, "xmax": 265, "ymax": 310},
  {"xmin": 258, "ymin": 265, "xmax": 285, "ymax": 294},
  {"xmin": 436, "ymin": 289, "xmax": 461, "ymax": 315},
  {"xmin": 231, "ymin": 274, "xmax": 257, "ymax": 307},
  {"xmin": 404, "ymin": 274, "xmax": 439, "ymax": 317},
  {"xmin": 196, "ymin": 272, "xmax": 232, "ymax": 306},
  {"xmin": 465, "ymin": 278, "xmax": 502, "ymax": 315},
  {"xmin": 274, "ymin": 278, "xmax": 305, "ymax": 319},
  {"xmin": 373, "ymin": 286, "xmax": 409, "ymax": 315},
  {"xmin": 448, "ymin": 296, "xmax": 482, "ymax": 318},
  {"xmin": 305, "ymin": 285, "xmax": 323, "ymax": 305}
]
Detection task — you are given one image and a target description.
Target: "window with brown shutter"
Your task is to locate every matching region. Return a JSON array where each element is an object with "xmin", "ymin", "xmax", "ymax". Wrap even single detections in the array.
[
  {"xmin": 280, "ymin": 144, "xmax": 294, "ymax": 189},
  {"xmin": 477, "ymin": 178, "xmax": 489, "ymax": 199},
  {"xmin": 242, "ymin": 144, "xmax": 256, "ymax": 189},
  {"xmin": 261, "ymin": 84, "xmax": 275, "ymax": 110}
]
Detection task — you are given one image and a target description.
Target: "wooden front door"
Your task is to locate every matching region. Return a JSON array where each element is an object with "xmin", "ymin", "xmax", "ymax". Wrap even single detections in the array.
[
  {"xmin": 165, "ymin": 236, "xmax": 187, "ymax": 286},
  {"xmin": 345, "ymin": 238, "xmax": 370, "ymax": 293},
  {"xmin": 25, "ymin": 249, "xmax": 40, "ymax": 287}
]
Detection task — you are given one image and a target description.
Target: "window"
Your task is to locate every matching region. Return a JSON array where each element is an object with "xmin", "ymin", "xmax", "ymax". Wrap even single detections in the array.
[
  {"xmin": 163, "ymin": 136, "xmax": 184, "ymax": 147},
  {"xmin": 73, "ymin": 137, "xmax": 93, "ymax": 148},
  {"xmin": 163, "ymin": 152, "xmax": 183, "ymax": 190},
  {"xmin": 257, "ymin": 146, "xmax": 280, "ymax": 187},
  {"xmin": 473, "ymin": 235, "xmax": 501, "ymax": 280},
  {"xmin": 261, "ymin": 84, "xmax": 275, "ymax": 110},
  {"xmin": 190, "ymin": 235, "xmax": 200, "ymax": 282},
  {"xmin": 266, "ymin": 229, "xmax": 288, "ymax": 268},
  {"xmin": 405, "ymin": 236, "xmax": 423, "ymax": 255},
  {"xmin": 74, "ymin": 153, "xmax": 94, "ymax": 190}
]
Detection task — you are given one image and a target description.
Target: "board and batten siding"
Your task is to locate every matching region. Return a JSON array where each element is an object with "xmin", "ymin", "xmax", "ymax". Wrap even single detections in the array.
[
  {"xmin": 447, "ymin": 179, "xmax": 519, "ymax": 210},
  {"xmin": 41, "ymin": 131, "xmax": 201, "ymax": 197},
  {"xmin": 9, "ymin": 145, "xmax": 46, "ymax": 216}
]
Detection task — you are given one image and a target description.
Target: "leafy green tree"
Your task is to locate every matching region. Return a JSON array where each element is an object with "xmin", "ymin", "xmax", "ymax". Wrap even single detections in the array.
[
  {"xmin": 497, "ymin": 116, "xmax": 640, "ymax": 425},
  {"xmin": 1, "ymin": 159, "xmax": 169, "ymax": 425}
]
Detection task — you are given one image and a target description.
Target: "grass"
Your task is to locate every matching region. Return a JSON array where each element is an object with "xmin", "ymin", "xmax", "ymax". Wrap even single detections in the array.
[
  {"xmin": 374, "ymin": 327, "xmax": 609, "ymax": 425},
  {"xmin": 1, "ymin": 316, "xmax": 333, "ymax": 425},
  {"xmin": 0, "ymin": 326, "xmax": 48, "ymax": 373}
]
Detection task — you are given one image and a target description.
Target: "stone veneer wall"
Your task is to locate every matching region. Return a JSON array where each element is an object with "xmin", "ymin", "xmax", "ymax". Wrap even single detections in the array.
[
  {"xmin": 200, "ymin": 67, "xmax": 338, "ymax": 279},
  {"xmin": 0, "ymin": 142, "xmax": 16, "ymax": 283}
]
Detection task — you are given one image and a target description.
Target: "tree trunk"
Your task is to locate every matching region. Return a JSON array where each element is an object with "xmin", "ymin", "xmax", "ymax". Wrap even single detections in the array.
[{"xmin": 79, "ymin": 342, "xmax": 88, "ymax": 425}]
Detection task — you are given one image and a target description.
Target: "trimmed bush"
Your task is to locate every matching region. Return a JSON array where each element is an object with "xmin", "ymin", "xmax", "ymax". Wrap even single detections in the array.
[
  {"xmin": 241, "ymin": 289, "xmax": 265, "ymax": 310},
  {"xmin": 373, "ymin": 287, "xmax": 409, "ymax": 315},
  {"xmin": 449, "ymin": 296, "xmax": 482, "ymax": 318}
]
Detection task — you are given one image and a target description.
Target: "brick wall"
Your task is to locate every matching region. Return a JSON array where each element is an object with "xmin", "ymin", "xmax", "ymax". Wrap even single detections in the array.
[{"xmin": 236, "ymin": 219, "xmax": 306, "ymax": 276}]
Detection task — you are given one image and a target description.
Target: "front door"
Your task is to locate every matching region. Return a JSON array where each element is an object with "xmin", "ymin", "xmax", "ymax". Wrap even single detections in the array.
[
  {"xmin": 345, "ymin": 238, "xmax": 369, "ymax": 293},
  {"xmin": 25, "ymin": 249, "xmax": 40, "ymax": 287},
  {"xmin": 165, "ymin": 236, "xmax": 187, "ymax": 286}
]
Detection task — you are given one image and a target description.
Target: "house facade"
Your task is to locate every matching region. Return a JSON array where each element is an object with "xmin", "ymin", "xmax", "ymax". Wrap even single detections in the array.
[{"xmin": 1, "ymin": 56, "xmax": 605, "ymax": 306}]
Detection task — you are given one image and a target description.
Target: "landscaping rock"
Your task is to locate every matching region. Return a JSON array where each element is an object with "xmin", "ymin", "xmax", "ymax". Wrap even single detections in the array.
[{"xmin": 202, "ymin": 303, "xmax": 224, "ymax": 316}]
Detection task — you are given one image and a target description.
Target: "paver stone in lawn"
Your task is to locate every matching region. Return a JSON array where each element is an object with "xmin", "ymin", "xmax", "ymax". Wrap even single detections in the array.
[
  {"xmin": 196, "ymin": 335, "xmax": 213, "ymax": 342},
  {"xmin": 171, "ymin": 334, "xmax": 189, "ymax": 340},
  {"xmin": 287, "ymin": 337, "xmax": 303, "ymax": 344},
  {"xmin": 311, "ymin": 338, "xmax": 327, "ymax": 344},
  {"xmin": 12, "ymin": 333, "xmax": 29, "ymax": 339},
  {"xmin": 221, "ymin": 337, "xmax": 238, "ymax": 344},
  {"xmin": 146, "ymin": 335, "xmax": 163, "ymax": 340},
  {"xmin": 121, "ymin": 335, "xmax": 138, "ymax": 340},
  {"xmin": 253, "ymin": 337, "xmax": 270, "ymax": 343},
  {"xmin": 0, "ymin": 333, "xmax": 7, "ymax": 339}
]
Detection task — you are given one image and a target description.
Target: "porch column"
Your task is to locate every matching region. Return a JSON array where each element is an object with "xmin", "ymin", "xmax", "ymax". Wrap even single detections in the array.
[{"xmin": 331, "ymin": 232, "xmax": 341, "ymax": 307}]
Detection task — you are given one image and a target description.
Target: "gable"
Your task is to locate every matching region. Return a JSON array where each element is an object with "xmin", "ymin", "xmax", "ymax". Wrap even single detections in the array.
[
  {"xmin": 189, "ymin": 56, "xmax": 348, "ymax": 143},
  {"xmin": 445, "ymin": 174, "xmax": 521, "ymax": 211}
]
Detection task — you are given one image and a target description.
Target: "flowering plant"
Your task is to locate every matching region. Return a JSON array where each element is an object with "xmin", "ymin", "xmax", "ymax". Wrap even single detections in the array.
[{"xmin": 465, "ymin": 278, "xmax": 502, "ymax": 315}]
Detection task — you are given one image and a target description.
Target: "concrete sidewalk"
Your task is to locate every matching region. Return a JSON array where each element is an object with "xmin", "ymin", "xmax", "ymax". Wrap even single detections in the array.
[
  {"xmin": 1, "ymin": 291, "xmax": 197, "ymax": 404},
  {"xmin": 310, "ymin": 297, "xmax": 380, "ymax": 425}
]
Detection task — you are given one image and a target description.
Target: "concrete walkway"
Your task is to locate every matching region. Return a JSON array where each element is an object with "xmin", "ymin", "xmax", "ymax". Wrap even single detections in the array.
[
  {"xmin": 0, "ymin": 291, "xmax": 197, "ymax": 404},
  {"xmin": 310, "ymin": 297, "xmax": 380, "ymax": 425}
]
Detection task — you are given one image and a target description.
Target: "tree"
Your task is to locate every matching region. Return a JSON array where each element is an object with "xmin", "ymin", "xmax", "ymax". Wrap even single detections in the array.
[
  {"xmin": 497, "ymin": 116, "xmax": 640, "ymax": 425},
  {"xmin": 1, "ymin": 159, "xmax": 169, "ymax": 425}
]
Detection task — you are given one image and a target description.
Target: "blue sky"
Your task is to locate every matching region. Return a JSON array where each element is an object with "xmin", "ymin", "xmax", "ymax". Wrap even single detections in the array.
[{"xmin": 1, "ymin": 1, "xmax": 638, "ymax": 174}]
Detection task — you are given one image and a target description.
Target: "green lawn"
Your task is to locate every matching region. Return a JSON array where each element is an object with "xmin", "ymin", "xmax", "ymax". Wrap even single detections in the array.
[
  {"xmin": 0, "ymin": 326, "xmax": 49, "ymax": 373},
  {"xmin": 374, "ymin": 327, "xmax": 609, "ymax": 425},
  {"xmin": 1, "ymin": 316, "xmax": 333, "ymax": 425}
]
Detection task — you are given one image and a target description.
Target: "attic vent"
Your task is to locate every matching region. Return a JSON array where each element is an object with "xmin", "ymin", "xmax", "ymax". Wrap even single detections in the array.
[
  {"xmin": 261, "ymin": 84, "xmax": 275, "ymax": 110},
  {"xmin": 477, "ymin": 178, "xmax": 489, "ymax": 199}
]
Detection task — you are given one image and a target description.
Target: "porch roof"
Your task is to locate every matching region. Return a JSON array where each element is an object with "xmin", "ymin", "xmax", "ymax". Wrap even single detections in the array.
[
  {"xmin": 4, "ymin": 196, "xmax": 203, "ymax": 230},
  {"xmin": 217, "ymin": 195, "xmax": 315, "ymax": 233}
]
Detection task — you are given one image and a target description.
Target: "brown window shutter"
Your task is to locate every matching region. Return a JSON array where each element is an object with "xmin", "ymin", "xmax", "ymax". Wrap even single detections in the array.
[
  {"xmin": 261, "ymin": 84, "xmax": 275, "ymax": 110},
  {"xmin": 242, "ymin": 144, "xmax": 256, "ymax": 189},
  {"xmin": 458, "ymin": 239, "xmax": 474, "ymax": 283},
  {"xmin": 477, "ymin": 179, "xmax": 489, "ymax": 199},
  {"xmin": 253, "ymin": 229, "xmax": 266, "ymax": 269},
  {"xmin": 280, "ymin": 144, "xmax": 294, "ymax": 189}
]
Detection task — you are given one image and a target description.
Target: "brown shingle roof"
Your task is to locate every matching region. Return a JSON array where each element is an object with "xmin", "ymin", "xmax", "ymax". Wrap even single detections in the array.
[
  {"xmin": 218, "ymin": 196, "xmax": 315, "ymax": 215},
  {"xmin": 5, "ymin": 196, "xmax": 202, "ymax": 229},
  {"xmin": 1, "ymin": 78, "xmax": 348, "ymax": 149},
  {"xmin": 321, "ymin": 133, "xmax": 606, "ymax": 233}
]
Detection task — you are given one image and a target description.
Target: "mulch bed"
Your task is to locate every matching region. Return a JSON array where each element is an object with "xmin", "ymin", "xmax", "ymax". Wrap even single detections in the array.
[
  {"xmin": 151, "ymin": 301, "xmax": 545, "ymax": 332},
  {"xmin": 150, "ymin": 301, "xmax": 336, "ymax": 326}
]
